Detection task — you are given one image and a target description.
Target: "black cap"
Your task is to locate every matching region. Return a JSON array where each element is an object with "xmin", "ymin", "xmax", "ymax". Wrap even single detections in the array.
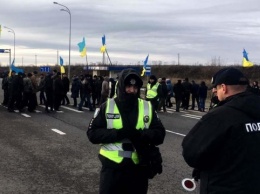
[
  {"xmin": 210, "ymin": 67, "xmax": 249, "ymax": 88},
  {"xmin": 124, "ymin": 74, "xmax": 143, "ymax": 88}
]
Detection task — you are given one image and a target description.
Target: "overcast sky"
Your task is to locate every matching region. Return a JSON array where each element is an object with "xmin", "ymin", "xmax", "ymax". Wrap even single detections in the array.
[{"xmin": 1, "ymin": 0, "xmax": 260, "ymax": 67}]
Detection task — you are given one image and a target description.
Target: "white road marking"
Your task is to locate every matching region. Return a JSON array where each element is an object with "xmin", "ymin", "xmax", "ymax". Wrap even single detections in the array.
[
  {"xmin": 182, "ymin": 114, "xmax": 201, "ymax": 119},
  {"xmin": 166, "ymin": 130, "xmax": 186, "ymax": 137},
  {"xmin": 55, "ymin": 110, "xmax": 64, "ymax": 113},
  {"xmin": 21, "ymin": 113, "xmax": 31, "ymax": 118},
  {"xmin": 60, "ymin": 105, "xmax": 83, "ymax": 113},
  {"xmin": 51, "ymin": 129, "xmax": 66, "ymax": 135}
]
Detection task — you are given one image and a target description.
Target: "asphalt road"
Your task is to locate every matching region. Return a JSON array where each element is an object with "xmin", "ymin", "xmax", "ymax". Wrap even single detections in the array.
[{"xmin": 0, "ymin": 86, "xmax": 206, "ymax": 194}]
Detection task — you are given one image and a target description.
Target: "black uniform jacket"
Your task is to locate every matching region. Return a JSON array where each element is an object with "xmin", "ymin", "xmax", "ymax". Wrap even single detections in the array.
[{"xmin": 182, "ymin": 92, "xmax": 260, "ymax": 194}]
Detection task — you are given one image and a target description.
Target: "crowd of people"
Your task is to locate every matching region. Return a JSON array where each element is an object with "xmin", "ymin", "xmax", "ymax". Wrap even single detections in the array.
[
  {"xmin": 1, "ymin": 69, "xmax": 259, "ymax": 114},
  {"xmin": 145, "ymin": 75, "xmax": 209, "ymax": 113},
  {"xmin": 145, "ymin": 75, "xmax": 260, "ymax": 113},
  {"xmin": 1, "ymin": 69, "xmax": 118, "ymax": 113}
]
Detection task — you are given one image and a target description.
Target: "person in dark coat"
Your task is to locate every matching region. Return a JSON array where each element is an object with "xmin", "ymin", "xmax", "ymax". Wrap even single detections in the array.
[
  {"xmin": 14, "ymin": 72, "xmax": 24, "ymax": 112},
  {"xmin": 158, "ymin": 77, "xmax": 168, "ymax": 112},
  {"xmin": 191, "ymin": 80, "xmax": 199, "ymax": 110},
  {"xmin": 165, "ymin": 79, "xmax": 173, "ymax": 108},
  {"xmin": 181, "ymin": 78, "xmax": 192, "ymax": 110},
  {"xmin": 1, "ymin": 71, "xmax": 9, "ymax": 106},
  {"xmin": 38, "ymin": 73, "xmax": 46, "ymax": 105},
  {"xmin": 71, "ymin": 75, "xmax": 81, "ymax": 107},
  {"xmin": 173, "ymin": 80, "xmax": 184, "ymax": 112},
  {"xmin": 8, "ymin": 71, "xmax": 23, "ymax": 112},
  {"xmin": 197, "ymin": 81, "xmax": 208, "ymax": 112},
  {"xmin": 78, "ymin": 75, "xmax": 94, "ymax": 111},
  {"xmin": 22, "ymin": 73, "xmax": 33, "ymax": 111},
  {"xmin": 53, "ymin": 72, "xmax": 64, "ymax": 111},
  {"xmin": 182, "ymin": 67, "xmax": 260, "ymax": 194},
  {"xmin": 26, "ymin": 71, "xmax": 39, "ymax": 112},
  {"xmin": 44, "ymin": 73, "xmax": 54, "ymax": 112},
  {"xmin": 61, "ymin": 74, "xmax": 70, "ymax": 105}
]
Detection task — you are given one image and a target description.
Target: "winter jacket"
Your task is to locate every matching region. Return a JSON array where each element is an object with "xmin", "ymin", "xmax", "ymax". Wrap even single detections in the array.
[
  {"xmin": 87, "ymin": 68, "xmax": 165, "ymax": 169},
  {"xmin": 182, "ymin": 92, "xmax": 260, "ymax": 194}
]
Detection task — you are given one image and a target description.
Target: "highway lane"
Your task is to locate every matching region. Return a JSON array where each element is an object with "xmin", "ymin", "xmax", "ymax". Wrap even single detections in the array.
[{"xmin": 0, "ymin": 88, "xmax": 205, "ymax": 193}]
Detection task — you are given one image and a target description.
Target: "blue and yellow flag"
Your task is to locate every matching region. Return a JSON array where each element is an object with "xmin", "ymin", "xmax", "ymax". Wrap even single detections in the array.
[
  {"xmin": 77, "ymin": 37, "xmax": 87, "ymax": 57},
  {"xmin": 100, "ymin": 35, "xmax": 106, "ymax": 53},
  {"xmin": 242, "ymin": 49, "xmax": 253, "ymax": 67},
  {"xmin": 9, "ymin": 59, "xmax": 24, "ymax": 76},
  {"xmin": 141, "ymin": 54, "xmax": 149, "ymax": 76},
  {"xmin": 60, "ymin": 56, "xmax": 65, "ymax": 73}
]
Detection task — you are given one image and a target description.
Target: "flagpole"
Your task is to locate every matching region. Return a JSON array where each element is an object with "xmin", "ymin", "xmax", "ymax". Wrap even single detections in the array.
[{"xmin": 105, "ymin": 49, "xmax": 112, "ymax": 66}]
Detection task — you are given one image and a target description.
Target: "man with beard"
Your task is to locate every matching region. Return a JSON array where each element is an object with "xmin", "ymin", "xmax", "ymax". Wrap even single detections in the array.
[{"xmin": 87, "ymin": 68, "xmax": 165, "ymax": 194}]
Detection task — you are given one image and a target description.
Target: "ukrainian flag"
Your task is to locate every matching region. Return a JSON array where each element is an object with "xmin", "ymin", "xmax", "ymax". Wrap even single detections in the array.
[
  {"xmin": 77, "ymin": 37, "xmax": 87, "ymax": 57},
  {"xmin": 100, "ymin": 35, "xmax": 106, "ymax": 53},
  {"xmin": 141, "ymin": 54, "xmax": 149, "ymax": 76},
  {"xmin": 60, "ymin": 56, "xmax": 65, "ymax": 73},
  {"xmin": 242, "ymin": 49, "xmax": 253, "ymax": 67}
]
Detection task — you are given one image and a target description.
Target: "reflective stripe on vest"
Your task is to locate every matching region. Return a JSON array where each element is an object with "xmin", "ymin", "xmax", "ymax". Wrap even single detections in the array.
[
  {"xmin": 146, "ymin": 82, "xmax": 159, "ymax": 99},
  {"xmin": 100, "ymin": 98, "xmax": 152, "ymax": 164}
]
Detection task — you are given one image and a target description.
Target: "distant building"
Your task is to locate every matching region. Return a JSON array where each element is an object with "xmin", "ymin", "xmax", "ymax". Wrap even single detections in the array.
[{"xmin": 84, "ymin": 65, "xmax": 141, "ymax": 78}]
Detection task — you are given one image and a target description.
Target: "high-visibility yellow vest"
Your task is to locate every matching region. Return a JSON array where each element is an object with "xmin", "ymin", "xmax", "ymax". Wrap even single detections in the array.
[
  {"xmin": 99, "ymin": 98, "xmax": 152, "ymax": 164},
  {"xmin": 146, "ymin": 82, "xmax": 159, "ymax": 99}
]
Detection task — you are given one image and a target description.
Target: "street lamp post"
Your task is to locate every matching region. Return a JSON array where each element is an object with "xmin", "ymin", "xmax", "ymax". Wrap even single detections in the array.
[
  {"xmin": 53, "ymin": 2, "xmax": 71, "ymax": 79},
  {"xmin": 4, "ymin": 26, "xmax": 15, "ymax": 62}
]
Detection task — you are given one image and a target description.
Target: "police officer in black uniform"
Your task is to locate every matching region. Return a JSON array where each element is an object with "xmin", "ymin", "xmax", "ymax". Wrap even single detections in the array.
[
  {"xmin": 182, "ymin": 67, "xmax": 260, "ymax": 194},
  {"xmin": 87, "ymin": 68, "xmax": 165, "ymax": 194}
]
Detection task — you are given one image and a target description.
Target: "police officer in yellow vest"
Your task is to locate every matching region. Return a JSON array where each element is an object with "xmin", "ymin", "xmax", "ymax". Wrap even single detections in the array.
[
  {"xmin": 145, "ymin": 75, "xmax": 162, "ymax": 111},
  {"xmin": 87, "ymin": 68, "xmax": 165, "ymax": 194}
]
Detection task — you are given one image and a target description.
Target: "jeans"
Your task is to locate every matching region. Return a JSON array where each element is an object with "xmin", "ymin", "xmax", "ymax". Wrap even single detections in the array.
[{"xmin": 78, "ymin": 93, "xmax": 93, "ymax": 110}]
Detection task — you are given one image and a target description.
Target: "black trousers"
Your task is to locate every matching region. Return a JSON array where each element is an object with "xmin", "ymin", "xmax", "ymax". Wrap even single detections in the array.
[
  {"xmin": 100, "ymin": 166, "xmax": 148, "ymax": 194},
  {"xmin": 45, "ymin": 92, "xmax": 53, "ymax": 111},
  {"xmin": 191, "ymin": 94, "xmax": 199, "ymax": 109},
  {"xmin": 62, "ymin": 92, "xmax": 70, "ymax": 104}
]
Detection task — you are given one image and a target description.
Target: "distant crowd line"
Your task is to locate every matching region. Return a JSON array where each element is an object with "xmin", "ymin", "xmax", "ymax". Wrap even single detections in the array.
[{"xmin": 1, "ymin": 69, "xmax": 259, "ymax": 114}]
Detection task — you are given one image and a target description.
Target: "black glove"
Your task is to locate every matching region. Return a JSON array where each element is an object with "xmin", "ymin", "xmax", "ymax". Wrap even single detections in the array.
[
  {"xmin": 117, "ymin": 129, "xmax": 129, "ymax": 140},
  {"xmin": 192, "ymin": 168, "xmax": 200, "ymax": 181},
  {"xmin": 117, "ymin": 128, "xmax": 141, "ymax": 140}
]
